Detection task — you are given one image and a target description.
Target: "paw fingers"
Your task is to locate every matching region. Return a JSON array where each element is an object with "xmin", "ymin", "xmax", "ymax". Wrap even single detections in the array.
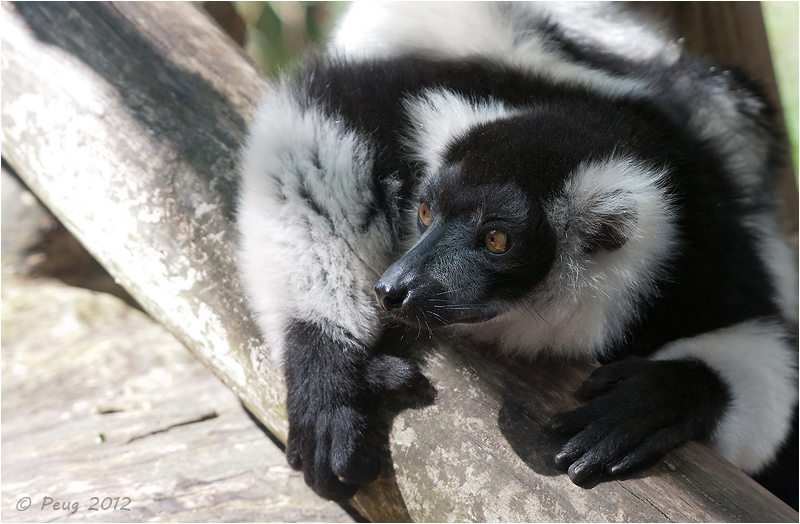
[
  {"xmin": 553, "ymin": 423, "xmax": 599, "ymax": 469},
  {"xmin": 555, "ymin": 424, "xmax": 688, "ymax": 486},
  {"xmin": 305, "ymin": 464, "xmax": 359, "ymax": 501},
  {"xmin": 286, "ymin": 423, "xmax": 313, "ymax": 472},
  {"xmin": 334, "ymin": 456, "xmax": 381, "ymax": 486},
  {"xmin": 285, "ymin": 437, "xmax": 303, "ymax": 471},
  {"xmin": 330, "ymin": 406, "xmax": 381, "ymax": 485},
  {"xmin": 554, "ymin": 447, "xmax": 583, "ymax": 471},
  {"xmin": 556, "ymin": 435, "xmax": 620, "ymax": 486},
  {"xmin": 365, "ymin": 355, "xmax": 421, "ymax": 392},
  {"xmin": 307, "ymin": 420, "xmax": 360, "ymax": 501},
  {"xmin": 567, "ymin": 457, "xmax": 605, "ymax": 486},
  {"xmin": 285, "ymin": 405, "xmax": 378, "ymax": 501},
  {"xmin": 608, "ymin": 426, "xmax": 687, "ymax": 477},
  {"xmin": 554, "ymin": 424, "xmax": 641, "ymax": 485}
]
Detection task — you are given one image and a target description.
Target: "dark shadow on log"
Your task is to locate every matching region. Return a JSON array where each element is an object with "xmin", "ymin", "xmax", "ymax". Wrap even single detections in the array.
[
  {"xmin": 355, "ymin": 333, "xmax": 438, "ymax": 524},
  {"xmin": 15, "ymin": 2, "xmax": 247, "ymax": 223}
]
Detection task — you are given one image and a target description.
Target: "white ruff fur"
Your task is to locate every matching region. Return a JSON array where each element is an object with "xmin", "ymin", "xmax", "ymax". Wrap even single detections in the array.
[
  {"xmin": 532, "ymin": 2, "xmax": 680, "ymax": 64},
  {"xmin": 334, "ymin": 3, "xmax": 775, "ymax": 204},
  {"xmin": 237, "ymin": 88, "xmax": 395, "ymax": 359},
  {"xmin": 330, "ymin": 2, "xmax": 652, "ymax": 99},
  {"xmin": 468, "ymin": 157, "xmax": 677, "ymax": 359},
  {"xmin": 653, "ymin": 321, "xmax": 799, "ymax": 473},
  {"xmin": 684, "ymin": 78, "xmax": 773, "ymax": 203},
  {"xmin": 745, "ymin": 214, "xmax": 799, "ymax": 324}
]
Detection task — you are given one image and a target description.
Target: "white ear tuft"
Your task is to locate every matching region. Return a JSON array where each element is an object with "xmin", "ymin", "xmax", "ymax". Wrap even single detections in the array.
[
  {"xmin": 580, "ymin": 189, "xmax": 640, "ymax": 253},
  {"xmin": 549, "ymin": 156, "xmax": 674, "ymax": 260}
]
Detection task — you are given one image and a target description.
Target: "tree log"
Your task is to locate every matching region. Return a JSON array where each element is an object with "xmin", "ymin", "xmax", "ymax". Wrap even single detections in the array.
[{"xmin": 2, "ymin": 2, "xmax": 796, "ymax": 522}]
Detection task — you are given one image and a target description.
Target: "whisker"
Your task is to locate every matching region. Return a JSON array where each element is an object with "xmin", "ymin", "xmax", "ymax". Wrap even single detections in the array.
[
  {"xmin": 427, "ymin": 310, "xmax": 446, "ymax": 323},
  {"xmin": 419, "ymin": 309, "xmax": 433, "ymax": 339}
]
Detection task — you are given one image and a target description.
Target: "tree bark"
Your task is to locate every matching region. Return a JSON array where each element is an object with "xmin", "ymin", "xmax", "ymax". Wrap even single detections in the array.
[{"xmin": 2, "ymin": 2, "xmax": 796, "ymax": 522}]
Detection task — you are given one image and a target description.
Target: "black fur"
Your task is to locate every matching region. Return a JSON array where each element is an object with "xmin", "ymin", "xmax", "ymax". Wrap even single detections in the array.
[{"xmin": 283, "ymin": 319, "xmax": 420, "ymax": 500}]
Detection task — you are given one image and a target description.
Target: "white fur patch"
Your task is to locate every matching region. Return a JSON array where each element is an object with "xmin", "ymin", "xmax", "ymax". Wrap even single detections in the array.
[
  {"xmin": 330, "ymin": 2, "xmax": 650, "ymax": 99},
  {"xmin": 745, "ymin": 213, "xmax": 799, "ymax": 324},
  {"xmin": 402, "ymin": 89, "xmax": 521, "ymax": 176},
  {"xmin": 684, "ymin": 78, "xmax": 773, "ymax": 201},
  {"xmin": 652, "ymin": 320, "xmax": 798, "ymax": 473},
  {"xmin": 237, "ymin": 86, "xmax": 395, "ymax": 359},
  {"xmin": 469, "ymin": 156, "xmax": 677, "ymax": 359},
  {"xmin": 532, "ymin": 2, "xmax": 680, "ymax": 64}
]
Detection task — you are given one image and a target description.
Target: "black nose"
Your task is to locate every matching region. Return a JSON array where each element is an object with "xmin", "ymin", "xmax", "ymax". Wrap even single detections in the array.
[{"xmin": 374, "ymin": 281, "xmax": 408, "ymax": 311}]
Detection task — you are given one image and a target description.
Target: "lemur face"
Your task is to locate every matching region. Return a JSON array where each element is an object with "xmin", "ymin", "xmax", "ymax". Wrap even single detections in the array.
[
  {"xmin": 374, "ymin": 159, "xmax": 557, "ymax": 327},
  {"xmin": 374, "ymin": 109, "xmax": 649, "ymax": 329}
]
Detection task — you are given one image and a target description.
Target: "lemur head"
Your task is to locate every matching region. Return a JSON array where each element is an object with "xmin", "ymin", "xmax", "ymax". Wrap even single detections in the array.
[{"xmin": 375, "ymin": 101, "xmax": 652, "ymax": 331}]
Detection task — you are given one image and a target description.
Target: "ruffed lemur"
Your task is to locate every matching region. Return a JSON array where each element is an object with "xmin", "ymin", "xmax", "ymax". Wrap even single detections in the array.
[{"xmin": 237, "ymin": 1, "xmax": 798, "ymax": 506}]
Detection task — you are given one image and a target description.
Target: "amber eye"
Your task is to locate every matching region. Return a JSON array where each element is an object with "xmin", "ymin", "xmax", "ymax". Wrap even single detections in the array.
[
  {"xmin": 418, "ymin": 202, "xmax": 432, "ymax": 228},
  {"xmin": 484, "ymin": 230, "xmax": 508, "ymax": 254}
]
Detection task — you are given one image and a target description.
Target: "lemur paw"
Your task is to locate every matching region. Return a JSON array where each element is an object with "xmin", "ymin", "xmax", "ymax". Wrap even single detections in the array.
[
  {"xmin": 286, "ymin": 404, "xmax": 378, "ymax": 500},
  {"xmin": 550, "ymin": 357, "xmax": 729, "ymax": 486},
  {"xmin": 285, "ymin": 354, "xmax": 421, "ymax": 500}
]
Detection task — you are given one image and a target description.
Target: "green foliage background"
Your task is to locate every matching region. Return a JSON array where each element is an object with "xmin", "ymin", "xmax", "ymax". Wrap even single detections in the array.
[
  {"xmin": 234, "ymin": 2, "xmax": 347, "ymax": 77},
  {"xmin": 763, "ymin": 1, "xmax": 799, "ymax": 177}
]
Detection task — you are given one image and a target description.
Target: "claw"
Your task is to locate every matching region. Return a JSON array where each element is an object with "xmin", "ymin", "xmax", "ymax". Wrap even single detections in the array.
[{"xmin": 568, "ymin": 459, "xmax": 602, "ymax": 486}]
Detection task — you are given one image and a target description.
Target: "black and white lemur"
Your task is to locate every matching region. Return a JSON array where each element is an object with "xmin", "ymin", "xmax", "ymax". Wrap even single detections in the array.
[{"xmin": 237, "ymin": 2, "xmax": 798, "ymax": 505}]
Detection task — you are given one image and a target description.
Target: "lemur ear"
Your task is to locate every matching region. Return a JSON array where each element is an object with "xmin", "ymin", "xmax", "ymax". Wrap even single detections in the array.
[{"xmin": 586, "ymin": 190, "xmax": 638, "ymax": 253}]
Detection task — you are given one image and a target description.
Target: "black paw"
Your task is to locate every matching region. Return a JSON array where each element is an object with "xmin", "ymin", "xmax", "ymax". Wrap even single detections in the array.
[
  {"xmin": 285, "ymin": 340, "xmax": 422, "ymax": 500},
  {"xmin": 285, "ymin": 404, "xmax": 380, "ymax": 500},
  {"xmin": 550, "ymin": 357, "xmax": 729, "ymax": 486}
]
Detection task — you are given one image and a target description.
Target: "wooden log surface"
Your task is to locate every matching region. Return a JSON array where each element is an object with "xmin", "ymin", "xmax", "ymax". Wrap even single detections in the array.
[
  {"xmin": 1, "ymin": 272, "xmax": 355, "ymax": 523},
  {"xmin": 2, "ymin": 2, "xmax": 796, "ymax": 522}
]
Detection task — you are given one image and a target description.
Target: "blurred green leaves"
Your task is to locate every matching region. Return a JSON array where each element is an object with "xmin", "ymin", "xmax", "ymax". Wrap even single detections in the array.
[
  {"xmin": 234, "ymin": 2, "xmax": 348, "ymax": 77},
  {"xmin": 763, "ymin": 2, "xmax": 799, "ymax": 177}
]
